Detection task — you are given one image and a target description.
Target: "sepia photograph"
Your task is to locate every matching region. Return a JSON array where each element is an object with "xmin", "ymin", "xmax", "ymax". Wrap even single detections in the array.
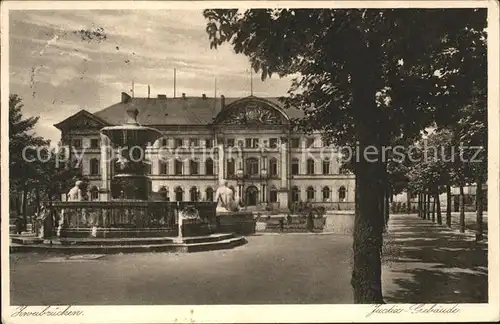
[{"xmin": 1, "ymin": 1, "xmax": 499, "ymax": 323}]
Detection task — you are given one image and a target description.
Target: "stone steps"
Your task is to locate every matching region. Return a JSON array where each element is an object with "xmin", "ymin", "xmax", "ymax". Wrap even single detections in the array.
[
  {"xmin": 10, "ymin": 236, "xmax": 247, "ymax": 254},
  {"xmin": 11, "ymin": 233, "xmax": 236, "ymax": 246}
]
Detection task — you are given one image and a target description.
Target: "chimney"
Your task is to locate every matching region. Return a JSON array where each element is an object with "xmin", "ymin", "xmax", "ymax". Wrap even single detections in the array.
[
  {"xmin": 121, "ymin": 92, "xmax": 131, "ymax": 104},
  {"xmin": 182, "ymin": 93, "xmax": 186, "ymax": 99},
  {"xmin": 202, "ymin": 94, "xmax": 207, "ymax": 100},
  {"xmin": 220, "ymin": 95, "xmax": 225, "ymax": 109},
  {"xmin": 157, "ymin": 94, "xmax": 167, "ymax": 99}
]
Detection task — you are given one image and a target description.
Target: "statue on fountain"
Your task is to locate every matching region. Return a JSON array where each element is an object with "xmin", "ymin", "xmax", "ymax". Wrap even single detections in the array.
[
  {"xmin": 215, "ymin": 180, "xmax": 239, "ymax": 213},
  {"xmin": 67, "ymin": 180, "xmax": 84, "ymax": 201},
  {"xmin": 59, "ymin": 180, "xmax": 92, "ymax": 236}
]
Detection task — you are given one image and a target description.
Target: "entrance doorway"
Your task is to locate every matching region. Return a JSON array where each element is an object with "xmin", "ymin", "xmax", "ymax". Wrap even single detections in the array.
[{"xmin": 245, "ymin": 186, "xmax": 259, "ymax": 206}]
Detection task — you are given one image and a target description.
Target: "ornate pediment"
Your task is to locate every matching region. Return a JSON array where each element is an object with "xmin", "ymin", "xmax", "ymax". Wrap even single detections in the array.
[
  {"xmin": 216, "ymin": 99, "xmax": 288, "ymax": 126},
  {"xmin": 54, "ymin": 110, "xmax": 110, "ymax": 131}
]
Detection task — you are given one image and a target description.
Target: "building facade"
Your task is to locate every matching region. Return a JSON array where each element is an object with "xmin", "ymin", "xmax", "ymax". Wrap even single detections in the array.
[{"xmin": 54, "ymin": 92, "xmax": 356, "ymax": 210}]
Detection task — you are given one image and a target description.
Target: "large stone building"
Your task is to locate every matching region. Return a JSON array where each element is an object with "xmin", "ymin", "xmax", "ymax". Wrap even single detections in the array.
[{"xmin": 54, "ymin": 92, "xmax": 355, "ymax": 210}]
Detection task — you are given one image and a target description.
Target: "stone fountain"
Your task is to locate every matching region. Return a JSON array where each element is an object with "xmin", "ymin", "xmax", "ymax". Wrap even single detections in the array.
[
  {"xmin": 10, "ymin": 99, "xmax": 254, "ymax": 254},
  {"xmin": 101, "ymin": 104, "xmax": 162, "ymax": 201}
]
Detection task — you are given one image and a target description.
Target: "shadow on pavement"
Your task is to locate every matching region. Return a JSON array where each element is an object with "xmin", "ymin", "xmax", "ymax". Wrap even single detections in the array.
[{"xmin": 382, "ymin": 215, "xmax": 488, "ymax": 303}]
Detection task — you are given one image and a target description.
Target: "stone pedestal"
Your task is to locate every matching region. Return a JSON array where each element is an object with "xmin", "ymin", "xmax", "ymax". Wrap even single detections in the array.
[{"xmin": 278, "ymin": 190, "xmax": 289, "ymax": 211}]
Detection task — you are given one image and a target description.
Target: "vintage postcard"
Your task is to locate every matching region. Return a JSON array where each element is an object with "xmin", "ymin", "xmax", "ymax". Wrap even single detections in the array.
[{"xmin": 1, "ymin": 1, "xmax": 499, "ymax": 323}]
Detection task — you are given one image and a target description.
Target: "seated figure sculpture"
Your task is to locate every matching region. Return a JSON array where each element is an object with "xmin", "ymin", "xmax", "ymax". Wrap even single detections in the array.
[
  {"xmin": 59, "ymin": 180, "xmax": 86, "ymax": 235},
  {"xmin": 215, "ymin": 180, "xmax": 239, "ymax": 213}
]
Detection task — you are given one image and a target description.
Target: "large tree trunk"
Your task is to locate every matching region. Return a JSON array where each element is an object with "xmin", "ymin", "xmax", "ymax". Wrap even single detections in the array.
[
  {"xmin": 446, "ymin": 184, "xmax": 452, "ymax": 227},
  {"xmin": 431, "ymin": 192, "xmax": 436, "ymax": 223},
  {"xmin": 475, "ymin": 177, "xmax": 484, "ymax": 241},
  {"xmin": 21, "ymin": 185, "xmax": 29, "ymax": 227},
  {"xmin": 417, "ymin": 193, "xmax": 421, "ymax": 217},
  {"xmin": 349, "ymin": 41, "xmax": 384, "ymax": 303},
  {"xmin": 459, "ymin": 185, "xmax": 465, "ymax": 233},
  {"xmin": 422, "ymin": 193, "xmax": 426, "ymax": 219},
  {"xmin": 426, "ymin": 193, "xmax": 431, "ymax": 220},
  {"xmin": 384, "ymin": 188, "xmax": 390, "ymax": 226},
  {"xmin": 406, "ymin": 191, "xmax": 412, "ymax": 214},
  {"xmin": 436, "ymin": 191, "xmax": 442, "ymax": 225}
]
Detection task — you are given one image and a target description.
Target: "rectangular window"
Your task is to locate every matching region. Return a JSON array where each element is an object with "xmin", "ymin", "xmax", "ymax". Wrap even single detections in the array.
[
  {"xmin": 306, "ymin": 137, "xmax": 315, "ymax": 148},
  {"xmin": 174, "ymin": 160, "xmax": 183, "ymax": 175},
  {"xmin": 245, "ymin": 138, "xmax": 252, "ymax": 148},
  {"xmin": 72, "ymin": 139, "xmax": 82, "ymax": 149},
  {"xmin": 237, "ymin": 140, "xmax": 244, "ymax": 147},
  {"xmin": 269, "ymin": 160, "xmax": 278, "ymax": 176},
  {"xmin": 161, "ymin": 138, "xmax": 169, "ymax": 147},
  {"xmin": 159, "ymin": 162, "xmax": 168, "ymax": 175},
  {"xmin": 189, "ymin": 138, "xmax": 199, "ymax": 147},
  {"xmin": 90, "ymin": 139, "xmax": 99, "ymax": 149},
  {"xmin": 190, "ymin": 160, "xmax": 199, "ymax": 175},
  {"xmin": 322, "ymin": 161, "xmax": 330, "ymax": 175},
  {"xmin": 270, "ymin": 190, "xmax": 278, "ymax": 203},
  {"xmin": 174, "ymin": 138, "xmax": 183, "ymax": 148},
  {"xmin": 227, "ymin": 159, "xmax": 235, "ymax": 177},
  {"xmin": 252, "ymin": 138, "xmax": 259, "ymax": 148},
  {"xmin": 205, "ymin": 138, "xmax": 213, "ymax": 148},
  {"xmin": 291, "ymin": 161, "xmax": 299, "ymax": 175},
  {"xmin": 269, "ymin": 138, "xmax": 278, "ymax": 148},
  {"xmin": 227, "ymin": 138, "xmax": 235, "ymax": 147},
  {"xmin": 290, "ymin": 138, "xmax": 300, "ymax": 149}
]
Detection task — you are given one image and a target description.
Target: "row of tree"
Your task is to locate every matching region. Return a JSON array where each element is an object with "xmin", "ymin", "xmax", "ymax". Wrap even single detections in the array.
[
  {"xmin": 9, "ymin": 94, "xmax": 83, "ymax": 225},
  {"xmin": 202, "ymin": 8, "xmax": 487, "ymax": 303}
]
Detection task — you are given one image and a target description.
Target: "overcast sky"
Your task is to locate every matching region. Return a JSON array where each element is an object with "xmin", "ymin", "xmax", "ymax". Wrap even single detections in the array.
[{"xmin": 9, "ymin": 10, "xmax": 293, "ymax": 144}]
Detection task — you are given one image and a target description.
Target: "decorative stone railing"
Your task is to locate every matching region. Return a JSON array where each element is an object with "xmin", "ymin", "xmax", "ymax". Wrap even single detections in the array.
[{"xmin": 49, "ymin": 201, "xmax": 218, "ymax": 238}]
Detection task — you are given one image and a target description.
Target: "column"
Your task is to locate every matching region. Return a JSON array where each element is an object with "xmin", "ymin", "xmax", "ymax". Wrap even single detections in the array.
[{"xmin": 99, "ymin": 134, "xmax": 110, "ymax": 201}]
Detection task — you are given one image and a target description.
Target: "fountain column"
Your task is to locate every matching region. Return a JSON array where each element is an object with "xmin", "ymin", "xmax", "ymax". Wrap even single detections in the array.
[{"xmin": 101, "ymin": 104, "xmax": 162, "ymax": 201}]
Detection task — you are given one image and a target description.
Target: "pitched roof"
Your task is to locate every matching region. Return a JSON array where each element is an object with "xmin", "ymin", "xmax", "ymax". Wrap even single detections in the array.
[{"xmin": 93, "ymin": 96, "xmax": 303, "ymax": 126}]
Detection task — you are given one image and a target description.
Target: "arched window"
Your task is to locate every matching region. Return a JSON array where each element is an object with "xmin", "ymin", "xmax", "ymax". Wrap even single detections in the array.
[
  {"xmin": 175, "ymin": 186, "xmax": 184, "ymax": 202},
  {"xmin": 291, "ymin": 158, "xmax": 299, "ymax": 175},
  {"xmin": 322, "ymin": 158, "xmax": 330, "ymax": 175},
  {"xmin": 338, "ymin": 186, "xmax": 346, "ymax": 202},
  {"xmin": 90, "ymin": 158, "xmax": 100, "ymax": 175},
  {"xmin": 206, "ymin": 187, "xmax": 214, "ymax": 202},
  {"xmin": 306, "ymin": 186, "xmax": 315, "ymax": 201},
  {"xmin": 174, "ymin": 159, "xmax": 183, "ymax": 175},
  {"xmin": 322, "ymin": 186, "xmax": 331, "ymax": 202},
  {"xmin": 190, "ymin": 159, "xmax": 199, "ymax": 175},
  {"xmin": 158, "ymin": 186, "xmax": 168, "ymax": 200},
  {"xmin": 246, "ymin": 157, "xmax": 259, "ymax": 175},
  {"xmin": 189, "ymin": 187, "xmax": 198, "ymax": 201},
  {"xmin": 306, "ymin": 158, "xmax": 315, "ymax": 175},
  {"xmin": 269, "ymin": 158, "xmax": 278, "ymax": 177},
  {"xmin": 270, "ymin": 186, "xmax": 278, "ymax": 203},
  {"xmin": 291, "ymin": 186, "xmax": 300, "ymax": 203},
  {"xmin": 205, "ymin": 158, "xmax": 214, "ymax": 175},
  {"xmin": 227, "ymin": 158, "xmax": 235, "ymax": 177},
  {"xmin": 90, "ymin": 186, "xmax": 99, "ymax": 201},
  {"xmin": 159, "ymin": 161, "xmax": 168, "ymax": 175}
]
